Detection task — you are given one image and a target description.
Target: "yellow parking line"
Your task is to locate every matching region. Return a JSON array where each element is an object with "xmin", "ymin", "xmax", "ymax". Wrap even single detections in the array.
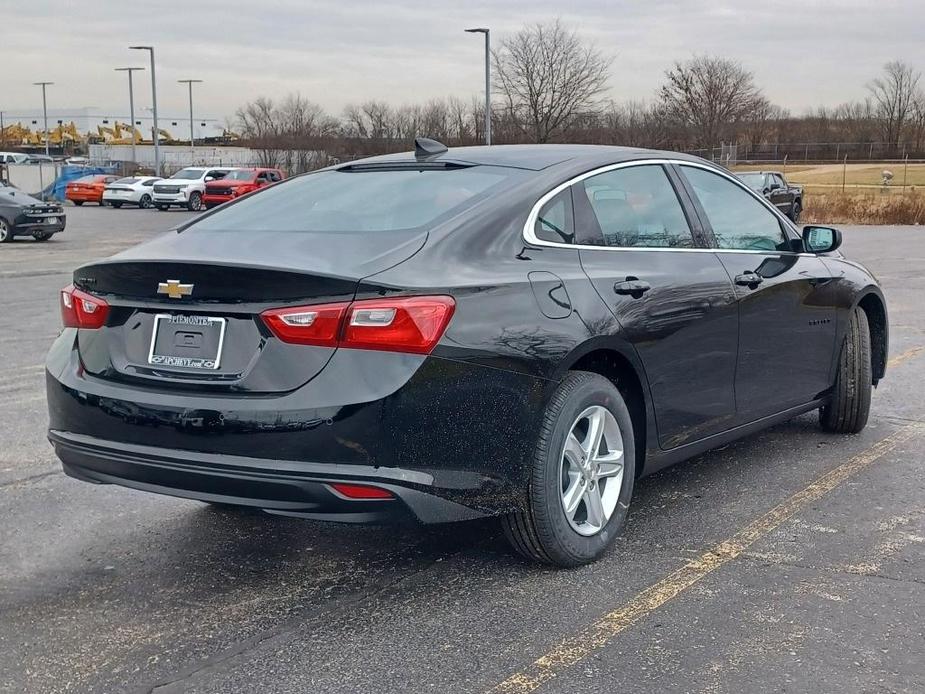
[
  {"xmin": 888, "ymin": 346, "xmax": 924, "ymax": 369},
  {"xmin": 486, "ymin": 423, "xmax": 923, "ymax": 694}
]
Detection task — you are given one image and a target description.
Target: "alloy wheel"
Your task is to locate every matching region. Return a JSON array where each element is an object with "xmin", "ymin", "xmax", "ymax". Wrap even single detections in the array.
[
  {"xmin": 0, "ymin": 219, "xmax": 10, "ymax": 243},
  {"xmin": 139, "ymin": 194, "xmax": 152, "ymax": 209},
  {"xmin": 558, "ymin": 405, "xmax": 625, "ymax": 536}
]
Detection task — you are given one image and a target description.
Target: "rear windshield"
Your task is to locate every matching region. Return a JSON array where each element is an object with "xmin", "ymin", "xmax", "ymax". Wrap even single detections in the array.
[
  {"xmin": 191, "ymin": 166, "xmax": 522, "ymax": 233},
  {"xmin": 114, "ymin": 177, "xmax": 140, "ymax": 185}
]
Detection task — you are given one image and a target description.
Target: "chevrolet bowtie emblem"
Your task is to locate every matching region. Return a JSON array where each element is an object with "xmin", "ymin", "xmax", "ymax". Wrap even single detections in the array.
[{"xmin": 157, "ymin": 279, "xmax": 194, "ymax": 299}]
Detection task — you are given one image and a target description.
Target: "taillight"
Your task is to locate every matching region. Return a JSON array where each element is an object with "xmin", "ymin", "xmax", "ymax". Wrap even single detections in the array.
[
  {"xmin": 328, "ymin": 483, "xmax": 394, "ymax": 500},
  {"xmin": 261, "ymin": 296, "xmax": 455, "ymax": 355},
  {"xmin": 260, "ymin": 302, "xmax": 349, "ymax": 346},
  {"xmin": 60, "ymin": 284, "xmax": 110, "ymax": 329}
]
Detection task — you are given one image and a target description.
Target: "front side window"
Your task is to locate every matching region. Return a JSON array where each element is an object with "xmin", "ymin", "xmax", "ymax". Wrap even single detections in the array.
[
  {"xmin": 192, "ymin": 166, "xmax": 522, "ymax": 233},
  {"xmin": 534, "ymin": 189, "xmax": 574, "ymax": 244},
  {"xmin": 682, "ymin": 166, "xmax": 789, "ymax": 252},
  {"xmin": 578, "ymin": 165, "xmax": 695, "ymax": 248}
]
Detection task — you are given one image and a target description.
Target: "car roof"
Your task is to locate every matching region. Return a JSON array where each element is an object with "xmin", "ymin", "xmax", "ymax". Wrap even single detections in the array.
[{"xmin": 344, "ymin": 144, "xmax": 709, "ymax": 172}]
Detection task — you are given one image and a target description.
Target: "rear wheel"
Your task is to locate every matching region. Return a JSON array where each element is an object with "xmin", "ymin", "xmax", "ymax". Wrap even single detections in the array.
[
  {"xmin": 790, "ymin": 199, "xmax": 802, "ymax": 222},
  {"xmin": 502, "ymin": 371, "xmax": 635, "ymax": 567},
  {"xmin": 110, "ymin": 201, "xmax": 123, "ymax": 209},
  {"xmin": 0, "ymin": 218, "xmax": 12, "ymax": 243},
  {"xmin": 188, "ymin": 192, "xmax": 203, "ymax": 211},
  {"xmin": 139, "ymin": 194, "xmax": 152, "ymax": 209},
  {"xmin": 820, "ymin": 307, "xmax": 871, "ymax": 434}
]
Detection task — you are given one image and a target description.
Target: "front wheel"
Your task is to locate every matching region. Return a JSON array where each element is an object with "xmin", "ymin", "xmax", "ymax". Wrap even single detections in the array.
[
  {"xmin": 0, "ymin": 218, "xmax": 12, "ymax": 243},
  {"xmin": 502, "ymin": 371, "xmax": 635, "ymax": 567},
  {"xmin": 820, "ymin": 306, "xmax": 871, "ymax": 434},
  {"xmin": 187, "ymin": 192, "xmax": 203, "ymax": 211}
]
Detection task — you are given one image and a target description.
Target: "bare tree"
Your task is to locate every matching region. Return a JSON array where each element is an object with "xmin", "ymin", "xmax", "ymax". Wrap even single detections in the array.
[
  {"xmin": 867, "ymin": 60, "xmax": 921, "ymax": 152},
  {"xmin": 493, "ymin": 19, "xmax": 612, "ymax": 143},
  {"xmin": 658, "ymin": 56, "xmax": 766, "ymax": 148}
]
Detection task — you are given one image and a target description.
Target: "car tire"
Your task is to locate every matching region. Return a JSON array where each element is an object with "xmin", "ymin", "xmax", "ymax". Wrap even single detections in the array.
[
  {"xmin": 139, "ymin": 194, "xmax": 152, "ymax": 209},
  {"xmin": 110, "ymin": 202, "xmax": 123, "ymax": 209},
  {"xmin": 32, "ymin": 231, "xmax": 52, "ymax": 242},
  {"xmin": 820, "ymin": 306, "xmax": 872, "ymax": 434},
  {"xmin": 188, "ymin": 192, "xmax": 203, "ymax": 211},
  {"xmin": 156, "ymin": 204, "xmax": 170, "ymax": 211},
  {"xmin": 0, "ymin": 217, "xmax": 12, "ymax": 243},
  {"xmin": 73, "ymin": 201, "xmax": 84, "ymax": 207},
  {"xmin": 790, "ymin": 199, "xmax": 802, "ymax": 223},
  {"xmin": 501, "ymin": 371, "xmax": 636, "ymax": 567}
]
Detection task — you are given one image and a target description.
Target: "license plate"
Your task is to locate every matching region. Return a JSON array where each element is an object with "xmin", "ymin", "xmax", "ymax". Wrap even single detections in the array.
[
  {"xmin": 148, "ymin": 314, "xmax": 226, "ymax": 370},
  {"xmin": 46, "ymin": 217, "xmax": 59, "ymax": 224}
]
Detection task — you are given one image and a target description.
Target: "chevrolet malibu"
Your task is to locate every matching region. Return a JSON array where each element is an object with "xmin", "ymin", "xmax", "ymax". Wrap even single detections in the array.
[{"xmin": 46, "ymin": 141, "xmax": 887, "ymax": 566}]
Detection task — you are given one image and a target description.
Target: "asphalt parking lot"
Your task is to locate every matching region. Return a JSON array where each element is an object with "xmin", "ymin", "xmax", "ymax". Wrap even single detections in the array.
[{"xmin": 1, "ymin": 207, "xmax": 923, "ymax": 693}]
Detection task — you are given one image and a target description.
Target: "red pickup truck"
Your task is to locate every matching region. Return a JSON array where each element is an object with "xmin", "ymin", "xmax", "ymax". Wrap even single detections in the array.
[{"xmin": 202, "ymin": 168, "xmax": 285, "ymax": 209}]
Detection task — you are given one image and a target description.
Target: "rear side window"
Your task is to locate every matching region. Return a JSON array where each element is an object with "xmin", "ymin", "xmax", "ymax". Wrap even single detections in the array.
[
  {"xmin": 682, "ymin": 166, "xmax": 789, "ymax": 252},
  {"xmin": 534, "ymin": 189, "xmax": 574, "ymax": 244},
  {"xmin": 192, "ymin": 166, "xmax": 522, "ymax": 233},
  {"xmin": 578, "ymin": 165, "xmax": 695, "ymax": 248}
]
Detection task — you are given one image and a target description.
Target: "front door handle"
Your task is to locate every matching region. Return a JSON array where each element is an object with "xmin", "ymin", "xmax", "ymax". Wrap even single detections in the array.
[
  {"xmin": 734, "ymin": 272, "xmax": 764, "ymax": 288},
  {"xmin": 614, "ymin": 276, "xmax": 651, "ymax": 298}
]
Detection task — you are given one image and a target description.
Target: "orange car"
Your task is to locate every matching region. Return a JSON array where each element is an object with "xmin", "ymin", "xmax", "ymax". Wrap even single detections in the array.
[{"xmin": 66, "ymin": 175, "xmax": 119, "ymax": 206}]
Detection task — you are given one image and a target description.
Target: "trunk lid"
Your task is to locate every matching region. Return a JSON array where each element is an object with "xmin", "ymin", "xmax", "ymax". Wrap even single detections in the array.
[{"xmin": 74, "ymin": 228, "xmax": 427, "ymax": 392}]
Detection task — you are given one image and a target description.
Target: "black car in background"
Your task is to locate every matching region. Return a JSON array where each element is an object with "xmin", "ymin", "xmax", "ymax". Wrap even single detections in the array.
[
  {"xmin": 46, "ymin": 141, "xmax": 886, "ymax": 566},
  {"xmin": 738, "ymin": 170, "xmax": 804, "ymax": 221},
  {"xmin": 0, "ymin": 186, "xmax": 65, "ymax": 242}
]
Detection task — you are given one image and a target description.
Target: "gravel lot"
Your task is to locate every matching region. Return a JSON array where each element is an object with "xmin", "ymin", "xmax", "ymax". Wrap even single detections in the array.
[{"xmin": 1, "ymin": 207, "xmax": 923, "ymax": 693}]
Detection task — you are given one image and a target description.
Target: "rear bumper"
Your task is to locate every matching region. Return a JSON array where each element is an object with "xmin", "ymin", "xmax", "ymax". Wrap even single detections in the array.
[
  {"xmin": 103, "ymin": 192, "xmax": 142, "ymax": 205},
  {"xmin": 67, "ymin": 192, "xmax": 102, "ymax": 203},
  {"xmin": 51, "ymin": 430, "xmax": 480, "ymax": 524},
  {"xmin": 46, "ymin": 329, "xmax": 549, "ymax": 522},
  {"xmin": 12, "ymin": 220, "xmax": 65, "ymax": 235}
]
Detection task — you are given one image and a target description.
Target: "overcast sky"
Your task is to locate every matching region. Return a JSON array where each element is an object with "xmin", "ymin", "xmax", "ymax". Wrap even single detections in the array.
[{"xmin": 4, "ymin": 0, "xmax": 923, "ymax": 121}]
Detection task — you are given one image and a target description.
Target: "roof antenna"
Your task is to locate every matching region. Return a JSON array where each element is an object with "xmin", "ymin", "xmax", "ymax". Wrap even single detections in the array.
[{"xmin": 414, "ymin": 137, "xmax": 448, "ymax": 158}]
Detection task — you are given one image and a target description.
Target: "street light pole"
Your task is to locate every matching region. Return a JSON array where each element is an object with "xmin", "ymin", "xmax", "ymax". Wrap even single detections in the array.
[
  {"xmin": 33, "ymin": 81, "xmax": 54, "ymax": 157},
  {"xmin": 115, "ymin": 67, "xmax": 145, "ymax": 167},
  {"xmin": 465, "ymin": 28, "xmax": 491, "ymax": 146},
  {"xmin": 178, "ymin": 79, "xmax": 203, "ymax": 162},
  {"xmin": 129, "ymin": 46, "xmax": 160, "ymax": 175}
]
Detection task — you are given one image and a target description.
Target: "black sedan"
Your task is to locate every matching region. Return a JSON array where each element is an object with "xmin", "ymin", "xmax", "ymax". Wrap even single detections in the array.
[
  {"xmin": 0, "ymin": 187, "xmax": 66, "ymax": 242},
  {"xmin": 45, "ymin": 141, "xmax": 887, "ymax": 566}
]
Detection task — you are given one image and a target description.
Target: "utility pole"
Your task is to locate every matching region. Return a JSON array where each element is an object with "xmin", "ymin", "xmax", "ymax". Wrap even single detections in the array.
[
  {"xmin": 115, "ymin": 67, "xmax": 145, "ymax": 167},
  {"xmin": 178, "ymin": 79, "xmax": 203, "ymax": 162},
  {"xmin": 465, "ymin": 27, "xmax": 491, "ymax": 145},
  {"xmin": 129, "ymin": 46, "xmax": 160, "ymax": 175},
  {"xmin": 33, "ymin": 81, "xmax": 53, "ymax": 158}
]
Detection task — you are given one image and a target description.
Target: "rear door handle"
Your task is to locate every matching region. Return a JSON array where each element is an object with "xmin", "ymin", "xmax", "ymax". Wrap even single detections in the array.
[
  {"xmin": 734, "ymin": 272, "xmax": 763, "ymax": 288},
  {"xmin": 613, "ymin": 277, "xmax": 651, "ymax": 298}
]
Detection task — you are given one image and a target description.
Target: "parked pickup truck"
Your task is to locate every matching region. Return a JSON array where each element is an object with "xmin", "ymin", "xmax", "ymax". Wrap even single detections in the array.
[{"xmin": 737, "ymin": 170, "xmax": 803, "ymax": 222}]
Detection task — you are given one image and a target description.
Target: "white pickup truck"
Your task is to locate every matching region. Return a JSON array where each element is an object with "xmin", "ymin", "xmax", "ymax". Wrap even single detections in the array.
[{"xmin": 152, "ymin": 167, "xmax": 235, "ymax": 211}]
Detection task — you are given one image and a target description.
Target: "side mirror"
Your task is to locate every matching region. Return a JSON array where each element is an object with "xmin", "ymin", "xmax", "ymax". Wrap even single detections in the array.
[
  {"xmin": 769, "ymin": 183, "xmax": 781, "ymax": 191},
  {"xmin": 204, "ymin": 176, "xmax": 214, "ymax": 182},
  {"xmin": 803, "ymin": 225, "xmax": 842, "ymax": 254}
]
